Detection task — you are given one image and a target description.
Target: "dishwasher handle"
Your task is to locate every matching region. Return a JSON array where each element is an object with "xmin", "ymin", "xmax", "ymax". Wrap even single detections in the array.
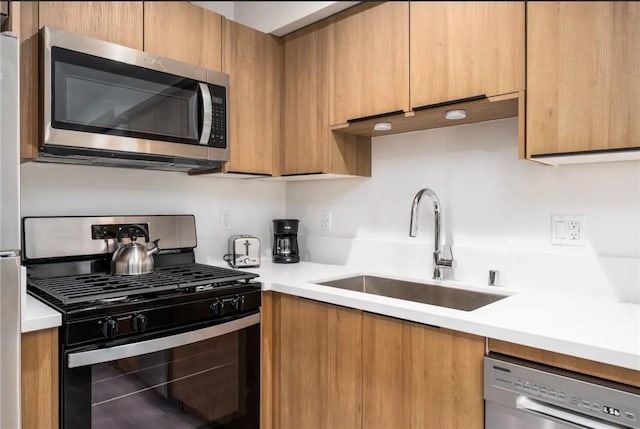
[{"xmin": 517, "ymin": 396, "xmax": 626, "ymax": 429}]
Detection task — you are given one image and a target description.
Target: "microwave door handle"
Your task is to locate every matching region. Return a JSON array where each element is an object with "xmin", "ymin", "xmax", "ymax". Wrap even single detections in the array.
[{"xmin": 198, "ymin": 82, "xmax": 213, "ymax": 145}]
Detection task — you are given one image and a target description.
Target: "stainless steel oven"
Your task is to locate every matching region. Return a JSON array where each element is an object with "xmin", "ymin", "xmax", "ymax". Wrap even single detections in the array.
[
  {"xmin": 485, "ymin": 354, "xmax": 640, "ymax": 429},
  {"xmin": 23, "ymin": 215, "xmax": 262, "ymax": 429},
  {"xmin": 63, "ymin": 314, "xmax": 260, "ymax": 429},
  {"xmin": 40, "ymin": 26, "xmax": 229, "ymax": 172}
]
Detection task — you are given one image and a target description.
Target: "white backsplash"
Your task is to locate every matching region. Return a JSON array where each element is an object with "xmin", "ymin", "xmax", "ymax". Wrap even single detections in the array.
[
  {"xmin": 20, "ymin": 163, "xmax": 287, "ymax": 264},
  {"xmin": 20, "ymin": 118, "xmax": 640, "ymax": 303},
  {"xmin": 287, "ymin": 118, "xmax": 640, "ymax": 303}
]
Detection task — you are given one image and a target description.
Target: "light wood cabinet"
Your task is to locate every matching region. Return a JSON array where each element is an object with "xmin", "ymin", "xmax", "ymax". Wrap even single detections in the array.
[
  {"xmin": 38, "ymin": 2, "xmax": 143, "ymax": 49},
  {"xmin": 330, "ymin": 1, "xmax": 409, "ymax": 125},
  {"xmin": 223, "ymin": 20, "xmax": 282, "ymax": 175},
  {"xmin": 143, "ymin": 2, "xmax": 223, "ymax": 71},
  {"xmin": 283, "ymin": 20, "xmax": 371, "ymax": 176},
  {"xmin": 410, "ymin": 1, "xmax": 524, "ymax": 109},
  {"xmin": 22, "ymin": 328, "xmax": 59, "ymax": 429},
  {"xmin": 526, "ymin": 2, "xmax": 640, "ymax": 157},
  {"xmin": 362, "ymin": 312, "xmax": 485, "ymax": 429},
  {"xmin": 264, "ymin": 293, "xmax": 362, "ymax": 429},
  {"xmin": 263, "ymin": 292, "xmax": 486, "ymax": 429}
]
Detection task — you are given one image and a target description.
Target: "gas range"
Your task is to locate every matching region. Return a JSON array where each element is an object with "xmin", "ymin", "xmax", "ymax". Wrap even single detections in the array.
[
  {"xmin": 23, "ymin": 215, "xmax": 262, "ymax": 348},
  {"xmin": 24, "ymin": 215, "xmax": 263, "ymax": 429}
]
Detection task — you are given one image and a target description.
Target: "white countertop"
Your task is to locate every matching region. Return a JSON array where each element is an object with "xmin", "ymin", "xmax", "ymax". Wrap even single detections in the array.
[
  {"xmin": 22, "ymin": 294, "xmax": 61, "ymax": 333},
  {"xmin": 243, "ymin": 261, "xmax": 640, "ymax": 372}
]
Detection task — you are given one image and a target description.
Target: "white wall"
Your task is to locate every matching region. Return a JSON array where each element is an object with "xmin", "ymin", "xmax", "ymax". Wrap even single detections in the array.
[
  {"xmin": 286, "ymin": 118, "xmax": 640, "ymax": 303},
  {"xmin": 21, "ymin": 163, "xmax": 286, "ymax": 264}
]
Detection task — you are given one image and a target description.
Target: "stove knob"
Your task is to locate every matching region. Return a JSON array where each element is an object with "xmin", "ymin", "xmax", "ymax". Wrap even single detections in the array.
[
  {"xmin": 233, "ymin": 295, "xmax": 245, "ymax": 311},
  {"xmin": 101, "ymin": 318, "xmax": 118, "ymax": 339},
  {"xmin": 132, "ymin": 314, "xmax": 148, "ymax": 333},
  {"xmin": 210, "ymin": 299, "xmax": 223, "ymax": 316}
]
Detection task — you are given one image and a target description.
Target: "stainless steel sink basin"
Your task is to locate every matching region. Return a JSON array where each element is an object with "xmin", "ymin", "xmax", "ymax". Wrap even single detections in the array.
[{"xmin": 316, "ymin": 275, "xmax": 506, "ymax": 311}]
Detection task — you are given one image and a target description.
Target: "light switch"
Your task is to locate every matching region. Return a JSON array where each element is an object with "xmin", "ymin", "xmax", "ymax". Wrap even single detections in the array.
[{"xmin": 555, "ymin": 221, "xmax": 567, "ymax": 239}]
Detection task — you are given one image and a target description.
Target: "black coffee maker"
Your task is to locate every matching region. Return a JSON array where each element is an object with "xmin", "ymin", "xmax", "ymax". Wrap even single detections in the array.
[{"xmin": 272, "ymin": 219, "xmax": 300, "ymax": 263}]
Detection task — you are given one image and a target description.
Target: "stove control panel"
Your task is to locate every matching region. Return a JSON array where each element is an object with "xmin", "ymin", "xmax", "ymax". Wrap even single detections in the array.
[
  {"xmin": 66, "ymin": 287, "xmax": 261, "ymax": 347},
  {"xmin": 210, "ymin": 295, "xmax": 245, "ymax": 316}
]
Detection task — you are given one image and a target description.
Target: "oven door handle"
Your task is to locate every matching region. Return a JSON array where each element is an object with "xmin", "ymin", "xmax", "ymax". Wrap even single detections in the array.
[
  {"xmin": 198, "ymin": 82, "xmax": 213, "ymax": 145},
  {"xmin": 516, "ymin": 396, "xmax": 623, "ymax": 429},
  {"xmin": 67, "ymin": 313, "xmax": 259, "ymax": 368}
]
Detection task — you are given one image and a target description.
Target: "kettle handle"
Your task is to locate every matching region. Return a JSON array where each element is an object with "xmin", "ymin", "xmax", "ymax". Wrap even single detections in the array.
[{"xmin": 116, "ymin": 224, "xmax": 150, "ymax": 243}]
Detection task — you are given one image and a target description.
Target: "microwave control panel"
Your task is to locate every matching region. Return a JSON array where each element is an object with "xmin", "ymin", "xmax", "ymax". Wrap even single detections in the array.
[{"xmin": 208, "ymin": 83, "xmax": 227, "ymax": 149}]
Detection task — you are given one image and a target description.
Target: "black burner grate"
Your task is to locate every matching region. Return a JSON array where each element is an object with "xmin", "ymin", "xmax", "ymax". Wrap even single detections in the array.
[{"xmin": 28, "ymin": 264, "xmax": 258, "ymax": 305}]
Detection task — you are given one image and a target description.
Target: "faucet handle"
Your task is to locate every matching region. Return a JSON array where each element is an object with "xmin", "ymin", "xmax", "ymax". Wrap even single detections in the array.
[{"xmin": 436, "ymin": 245, "xmax": 454, "ymax": 268}]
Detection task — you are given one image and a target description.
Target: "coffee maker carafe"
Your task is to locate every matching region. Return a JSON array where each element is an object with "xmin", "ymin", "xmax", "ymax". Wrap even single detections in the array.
[{"xmin": 272, "ymin": 219, "xmax": 300, "ymax": 263}]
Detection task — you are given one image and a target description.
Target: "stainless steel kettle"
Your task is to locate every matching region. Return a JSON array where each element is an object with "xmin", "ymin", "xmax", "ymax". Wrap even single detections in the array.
[{"xmin": 111, "ymin": 225, "xmax": 160, "ymax": 275}]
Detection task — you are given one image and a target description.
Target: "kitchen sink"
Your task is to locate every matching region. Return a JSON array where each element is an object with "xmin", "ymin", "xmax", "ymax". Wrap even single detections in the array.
[{"xmin": 316, "ymin": 275, "xmax": 506, "ymax": 311}]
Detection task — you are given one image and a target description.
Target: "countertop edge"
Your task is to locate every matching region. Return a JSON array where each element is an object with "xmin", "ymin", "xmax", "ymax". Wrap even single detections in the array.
[
  {"xmin": 262, "ymin": 279, "xmax": 640, "ymax": 373},
  {"xmin": 22, "ymin": 295, "xmax": 62, "ymax": 333}
]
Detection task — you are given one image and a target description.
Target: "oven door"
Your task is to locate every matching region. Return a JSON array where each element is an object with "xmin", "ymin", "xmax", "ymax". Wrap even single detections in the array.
[{"xmin": 62, "ymin": 313, "xmax": 260, "ymax": 429}]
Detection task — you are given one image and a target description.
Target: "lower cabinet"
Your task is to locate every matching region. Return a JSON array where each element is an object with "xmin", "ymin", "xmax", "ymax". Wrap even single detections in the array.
[
  {"xmin": 362, "ymin": 313, "xmax": 485, "ymax": 429},
  {"xmin": 22, "ymin": 328, "xmax": 59, "ymax": 429},
  {"xmin": 263, "ymin": 292, "xmax": 362, "ymax": 429},
  {"xmin": 262, "ymin": 292, "xmax": 486, "ymax": 429}
]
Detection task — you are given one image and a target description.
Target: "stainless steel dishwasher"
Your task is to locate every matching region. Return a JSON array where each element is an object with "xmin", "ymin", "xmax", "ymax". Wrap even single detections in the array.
[{"xmin": 484, "ymin": 354, "xmax": 640, "ymax": 429}]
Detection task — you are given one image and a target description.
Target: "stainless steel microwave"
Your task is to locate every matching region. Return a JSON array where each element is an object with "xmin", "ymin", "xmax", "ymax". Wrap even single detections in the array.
[{"xmin": 40, "ymin": 26, "xmax": 229, "ymax": 172}]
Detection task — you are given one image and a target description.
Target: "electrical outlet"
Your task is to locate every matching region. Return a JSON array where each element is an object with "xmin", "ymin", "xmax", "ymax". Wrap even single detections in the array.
[
  {"xmin": 321, "ymin": 209, "xmax": 332, "ymax": 232},
  {"xmin": 220, "ymin": 209, "xmax": 232, "ymax": 230},
  {"xmin": 551, "ymin": 215, "xmax": 585, "ymax": 246}
]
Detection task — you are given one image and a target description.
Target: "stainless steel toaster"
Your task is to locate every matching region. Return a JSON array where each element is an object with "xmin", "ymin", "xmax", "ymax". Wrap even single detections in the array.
[{"xmin": 227, "ymin": 235, "xmax": 260, "ymax": 268}]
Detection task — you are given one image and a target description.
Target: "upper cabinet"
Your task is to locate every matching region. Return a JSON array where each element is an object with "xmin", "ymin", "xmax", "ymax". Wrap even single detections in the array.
[
  {"xmin": 526, "ymin": 2, "xmax": 640, "ymax": 158},
  {"xmin": 38, "ymin": 2, "xmax": 143, "ymax": 49},
  {"xmin": 223, "ymin": 20, "xmax": 282, "ymax": 175},
  {"xmin": 329, "ymin": 1, "xmax": 523, "ymax": 140},
  {"xmin": 143, "ymin": 2, "xmax": 223, "ymax": 71},
  {"xmin": 330, "ymin": 2, "xmax": 409, "ymax": 125},
  {"xmin": 410, "ymin": 1, "xmax": 524, "ymax": 109},
  {"xmin": 283, "ymin": 20, "xmax": 371, "ymax": 176}
]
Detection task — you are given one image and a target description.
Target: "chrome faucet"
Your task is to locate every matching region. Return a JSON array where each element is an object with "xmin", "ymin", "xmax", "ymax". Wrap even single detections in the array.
[{"xmin": 409, "ymin": 188, "xmax": 454, "ymax": 280}]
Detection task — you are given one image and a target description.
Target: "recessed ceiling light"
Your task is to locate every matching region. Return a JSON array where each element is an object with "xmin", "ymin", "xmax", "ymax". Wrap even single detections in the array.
[
  {"xmin": 445, "ymin": 109, "xmax": 467, "ymax": 120},
  {"xmin": 373, "ymin": 122, "xmax": 392, "ymax": 131}
]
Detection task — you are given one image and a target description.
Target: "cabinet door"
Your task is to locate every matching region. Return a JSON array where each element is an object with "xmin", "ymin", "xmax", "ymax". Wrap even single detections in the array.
[
  {"xmin": 283, "ymin": 21, "xmax": 372, "ymax": 177},
  {"xmin": 39, "ymin": 2, "xmax": 143, "ymax": 49},
  {"xmin": 283, "ymin": 22, "xmax": 331, "ymax": 174},
  {"xmin": 223, "ymin": 20, "xmax": 282, "ymax": 175},
  {"xmin": 330, "ymin": 2, "xmax": 409, "ymax": 125},
  {"xmin": 143, "ymin": 2, "xmax": 222, "ymax": 71},
  {"xmin": 527, "ymin": 2, "xmax": 640, "ymax": 156},
  {"xmin": 22, "ymin": 328, "xmax": 59, "ymax": 429},
  {"xmin": 275, "ymin": 294, "xmax": 362, "ymax": 429},
  {"xmin": 363, "ymin": 313, "xmax": 485, "ymax": 429},
  {"xmin": 410, "ymin": 1, "xmax": 524, "ymax": 109}
]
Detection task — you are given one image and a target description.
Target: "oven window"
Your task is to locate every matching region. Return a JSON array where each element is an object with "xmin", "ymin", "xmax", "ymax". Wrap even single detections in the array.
[
  {"xmin": 64, "ymin": 325, "xmax": 259, "ymax": 429},
  {"xmin": 51, "ymin": 47, "xmax": 201, "ymax": 145}
]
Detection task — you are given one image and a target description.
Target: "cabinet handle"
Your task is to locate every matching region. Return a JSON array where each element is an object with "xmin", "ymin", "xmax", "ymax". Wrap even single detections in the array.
[{"xmin": 412, "ymin": 94, "xmax": 486, "ymax": 112}]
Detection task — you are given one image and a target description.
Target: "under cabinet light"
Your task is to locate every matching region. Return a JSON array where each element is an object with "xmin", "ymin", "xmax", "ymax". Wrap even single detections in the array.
[
  {"xmin": 373, "ymin": 122, "xmax": 392, "ymax": 131},
  {"xmin": 445, "ymin": 109, "xmax": 467, "ymax": 120}
]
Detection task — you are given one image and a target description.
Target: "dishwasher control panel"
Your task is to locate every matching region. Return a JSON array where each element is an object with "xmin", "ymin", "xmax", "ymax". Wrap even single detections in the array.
[{"xmin": 484, "ymin": 356, "xmax": 640, "ymax": 428}]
